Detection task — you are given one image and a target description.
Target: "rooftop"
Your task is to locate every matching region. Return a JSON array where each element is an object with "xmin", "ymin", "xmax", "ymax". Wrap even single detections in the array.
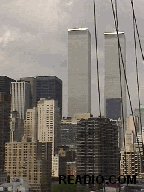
[
  {"xmin": 68, "ymin": 28, "xmax": 88, "ymax": 31},
  {"xmin": 104, "ymin": 31, "xmax": 124, "ymax": 35}
]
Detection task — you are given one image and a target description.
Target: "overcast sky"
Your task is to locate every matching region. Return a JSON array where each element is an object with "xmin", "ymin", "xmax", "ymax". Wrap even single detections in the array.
[{"xmin": 0, "ymin": 0, "xmax": 144, "ymax": 117}]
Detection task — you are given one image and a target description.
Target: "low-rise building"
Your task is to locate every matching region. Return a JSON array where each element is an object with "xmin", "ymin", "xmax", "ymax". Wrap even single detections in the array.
[{"xmin": 0, "ymin": 177, "xmax": 30, "ymax": 192}]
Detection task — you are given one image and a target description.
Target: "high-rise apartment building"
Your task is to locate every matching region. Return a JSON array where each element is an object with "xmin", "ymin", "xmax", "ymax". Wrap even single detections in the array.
[
  {"xmin": 60, "ymin": 119, "xmax": 77, "ymax": 148},
  {"xmin": 68, "ymin": 28, "xmax": 91, "ymax": 117},
  {"xmin": 120, "ymin": 151, "xmax": 142, "ymax": 177},
  {"xmin": 37, "ymin": 99, "xmax": 60, "ymax": 153},
  {"xmin": 125, "ymin": 130, "xmax": 134, "ymax": 152},
  {"xmin": 60, "ymin": 113, "xmax": 92, "ymax": 148},
  {"xmin": 5, "ymin": 141, "xmax": 52, "ymax": 192},
  {"xmin": 76, "ymin": 117, "xmax": 120, "ymax": 191},
  {"xmin": 10, "ymin": 110, "xmax": 21, "ymax": 142},
  {"xmin": 104, "ymin": 32, "xmax": 127, "ymax": 122},
  {"xmin": 24, "ymin": 107, "xmax": 38, "ymax": 142},
  {"xmin": 120, "ymin": 116, "xmax": 143, "ymax": 178},
  {"xmin": 126, "ymin": 115, "xmax": 139, "ymax": 134},
  {"xmin": 10, "ymin": 107, "xmax": 38, "ymax": 143},
  {"xmin": 5, "ymin": 107, "xmax": 52, "ymax": 192},
  {"xmin": 37, "ymin": 98, "xmax": 60, "ymax": 177},
  {"xmin": 0, "ymin": 76, "xmax": 15, "ymax": 172},
  {"xmin": 59, "ymin": 114, "xmax": 91, "ymax": 180}
]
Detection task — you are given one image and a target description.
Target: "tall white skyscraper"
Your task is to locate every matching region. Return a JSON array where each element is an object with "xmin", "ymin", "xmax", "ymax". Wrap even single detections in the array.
[
  {"xmin": 68, "ymin": 28, "xmax": 91, "ymax": 117},
  {"xmin": 11, "ymin": 81, "xmax": 31, "ymax": 119},
  {"xmin": 10, "ymin": 81, "xmax": 31, "ymax": 141},
  {"xmin": 104, "ymin": 32, "xmax": 127, "ymax": 123}
]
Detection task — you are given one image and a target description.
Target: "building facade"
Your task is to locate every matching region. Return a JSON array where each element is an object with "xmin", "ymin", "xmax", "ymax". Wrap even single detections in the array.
[
  {"xmin": 36, "ymin": 76, "xmax": 62, "ymax": 118},
  {"xmin": 134, "ymin": 107, "xmax": 144, "ymax": 134},
  {"xmin": 0, "ymin": 76, "xmax": 15, "ymax": 94},
  {"xmin": 0, "ymin": 178, "xmax": 30, "ymax": 192},
  {"xmin": 60, "ymin": 117, "xmax": 77, "ymax": 148},
  {"xmin": 60, "ymin": 113, "xmax": 92, "ymax": 148},
  {"xmin": 76, "ymin": 117, "xmax": 120, "ymax": 191},
  {"xmin": 104, "ymin": 32, "xmax": 127, "ymax": 123},
  {"xmin": 20, "ymin": 77, "xmax": 36, "ymax": 108},
  {"xmin": 24, "ymin": 107, "xmax": 38, "ymax": 142},
  {"xmin": 19, "ymin": 76, "xmax": 62, "ymax": 117},
  {"xmin": 5, "ymin": 141, "xmax": 52, "ymax": 192},
  {"xmin": 68, "ymin": 28, "xmax": 91, "ymax": 117},
  {"xmin": 0, "ymin": 76, "xmax": 15, "ymax": 172},
  {"xmin": 37, "ymin": 98, "xmax": 60, "ymax": 177},
  {"xmin": 0, "ymin": 93, "xmax": 11, "ymax": 172},
  {"xmin": 5, "ymin": 107, "xmax": 52, "ymax": 192},
  {"xmin": 120, "ymin": 119, "xmax": 143, "ymax": 178},
  {"xmin": 11, "ymin": 81, "xmax": 31, "ymax": 119},
  {"xmin": 10, "ymin": 111, "xmax": 22, "ymax": 142},
  {"xmin": 10, "ymin": 81, "xmax": 31, "ymax": 142},
  {"xmin": 37, "ymin": 98, "xmax": 60, "ymax": 153},
  {"xmin": 120, "ymin": 151, "xmax": 142, "ymax": 177},
  {"xmin": 0, "ymin": 172, "xmax": 7, "ymax": 185}
]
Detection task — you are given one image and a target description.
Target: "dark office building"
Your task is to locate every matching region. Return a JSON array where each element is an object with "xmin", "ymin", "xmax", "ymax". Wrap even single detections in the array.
[
  {"xmin": 20, "ymin": 77, "xmax": 36, "ymax": 108},
  {"xmin": 0, "ymin": 76, "xmax": 15, "ymax": 94},
  {"xmin": 0, "ymin": 76, "xmax": 15, "ymax": 172},
  {"xmin": 76, "ymin": 117, "xmax": 120, "ymax": 191},
  {"xmin": 36, "ymin": 76, "xmax": 62, "ymax": 117},
  {"xmin": 20, "ymin": 76, "xmax": 62, "ymax": 117},
  {"xmin": 0, "ymin": 93, "xmax": 11, "ymax": 171}
]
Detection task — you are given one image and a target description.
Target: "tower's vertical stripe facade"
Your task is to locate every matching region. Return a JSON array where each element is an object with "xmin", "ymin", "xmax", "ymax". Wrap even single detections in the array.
[
  {"xmin": 104, "ymin": 32, "xmax": 127, "ymax": 122},
  {"xmin": 68, "ymin": 28, "xmax": 91, "ymax": 117}
]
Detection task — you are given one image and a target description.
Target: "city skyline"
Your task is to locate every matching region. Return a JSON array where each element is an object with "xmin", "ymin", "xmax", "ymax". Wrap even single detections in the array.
[
  {"xmin": 1, "ymin": 1, "xmax": 144, "ymax": 191},
  {"xmin": 0, "ymin": 1, "xmax": 144, "ymax": 117}
]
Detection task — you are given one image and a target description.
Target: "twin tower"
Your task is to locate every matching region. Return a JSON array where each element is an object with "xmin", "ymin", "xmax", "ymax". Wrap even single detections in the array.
[{"xmin": 68, "ymin": 28, "xmax": 127, "ymax": 121}]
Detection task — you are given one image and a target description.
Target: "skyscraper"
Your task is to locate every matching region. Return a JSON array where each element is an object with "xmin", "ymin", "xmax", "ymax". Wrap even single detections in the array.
[
  {"xmin": 11, "ymin": 81, "xmax": 31, "ymax": 119},
  {"xmin": 0, "ymin": 76, "xmax": 15, "ymax": 94},
  {"xmin": 24, "ymin": 107, "xmax": 38, "ymax": 142},
  {"xmin": 37, "ymin": 98, "xmax": 60, "ymax": 153},
  {"xmin": 134, "ymin": 106, "xmax": 144, "ymax": 134},
  {"xmin": 76, "ymin": 117, "xmax": 120, "ymax": 191},
  {"xmin": 68, "ymin": 28, "xmax": 91, "ymax": 117},
  {"xmin": 20, "ymin": 76, "xmax": 62, "ymax": 117},
  {"xmin": 20, "ymin": 77, "xmax": 36, "ymax": 108},
  {"xmin": 0, "ymin": 93, "xmax": 11, "ymax": 171},
  {"xmin": 36, "ymin": 76, "xmax": 62, "ymax": 118},
  {"xmin": 0, "ymin": 76, "xmax": 15, "ymax": 172},
  {"xmin": 104, "ymin": 32, "xmax": 127, "ymax": 123},
  {"xmin": 10, "ymin": 81, "xmax": 31, "ymax": 141},
  {"xmin": 37, "ymin": 98, "xmax": 60, "ymax": 177}
]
